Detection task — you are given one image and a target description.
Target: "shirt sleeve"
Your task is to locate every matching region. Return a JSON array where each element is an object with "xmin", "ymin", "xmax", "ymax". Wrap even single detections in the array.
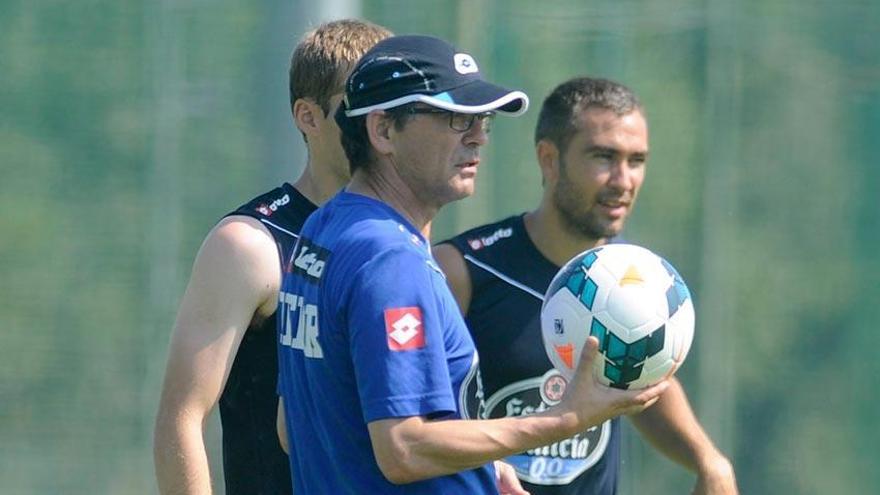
[{"xmin": 347, "ymin": 245, "xmax": 456, "ymax": 423}]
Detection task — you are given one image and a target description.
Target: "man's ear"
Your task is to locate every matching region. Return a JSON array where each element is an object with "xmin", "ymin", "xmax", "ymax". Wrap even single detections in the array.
[
  {"xmin": 536, "ymin": 139, "xmax": 561, "ymax": 187},
  {"xmin": 366, "ymin": 111, "xmax": 395, "ymax": 155},
  {"xmin": 293, "ymin": 98, "xmax": 321, "ymax": 137}
]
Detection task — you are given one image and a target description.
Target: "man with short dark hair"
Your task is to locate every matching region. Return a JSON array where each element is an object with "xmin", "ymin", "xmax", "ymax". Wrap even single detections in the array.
[
  {"xmin": 276, "ymin": 37, "xmax": 671, "ymax": 494},
  {"xmin": 434, "ymin": 76, "xmax": 739, "ymax": 494},
  {"xmin": 153, "ymin": 19, "xmax": 391, "ymax": 495}
]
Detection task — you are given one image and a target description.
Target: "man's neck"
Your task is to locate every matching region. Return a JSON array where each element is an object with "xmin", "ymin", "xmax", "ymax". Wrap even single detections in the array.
[
  {"xmin": 292, "ymin": 160, "xmax": 348, "ymax": 206},
  {"xmin": 348, "ymin": 168, "xmax": 435, "ymax": 238},
  {"xmin": 523, "ymin": 206, "xmax": 607, "ymax": 267}
]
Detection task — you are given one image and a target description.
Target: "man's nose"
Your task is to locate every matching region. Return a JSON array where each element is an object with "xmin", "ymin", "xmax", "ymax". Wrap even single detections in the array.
[
  {"xmin": 463, "ymin": 122, "xmax": 489, "ymax": 147},
  {"xmin": 607, "ymin": 160, "xmax": 634, "ymax": 191}
]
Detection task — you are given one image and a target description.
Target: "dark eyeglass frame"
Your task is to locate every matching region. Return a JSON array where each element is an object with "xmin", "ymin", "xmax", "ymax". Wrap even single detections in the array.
[{"xmin": 405, "ymin": 106, "xmax": 495, "ymax": 133}]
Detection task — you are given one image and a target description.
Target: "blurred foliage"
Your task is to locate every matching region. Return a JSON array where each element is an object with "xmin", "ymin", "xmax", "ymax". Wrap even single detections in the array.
[{"xmin": 1, "ymin": 0, "xmax": 877, "ymax": 493}]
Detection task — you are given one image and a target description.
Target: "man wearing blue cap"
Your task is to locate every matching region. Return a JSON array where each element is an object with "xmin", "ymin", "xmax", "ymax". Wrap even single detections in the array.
[{"xmin": 275, "ymin": 35, "xmax": 672, "ymax": 494}]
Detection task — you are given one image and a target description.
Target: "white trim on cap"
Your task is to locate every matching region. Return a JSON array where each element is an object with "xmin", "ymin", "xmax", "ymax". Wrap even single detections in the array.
[{"xmin": 346, "ymin": 90, "xmax": 530, "ymax": 117}]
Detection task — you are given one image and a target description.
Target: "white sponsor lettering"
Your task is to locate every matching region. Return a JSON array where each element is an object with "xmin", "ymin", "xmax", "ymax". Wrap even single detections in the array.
[
  {"xmin": 468, "ymin": 227, "xmax": 512, "ymax": 251},
  {"xmin": 527, "ymin": 431, "xmax": 593, "ymax": 459},
  {"xmin": 529, "ymin": 457, "xmax": 565, "ymax": 479},
  {"xmin": 257, "ymin": 194, "xmax": 290, "ymax": 216},
  {"xmin": 270, "ymin": 194, "xmax": 290, "ymax": 211},
  {"xmin": 279, "ymin": 291, "xmax": 323, "ymax": 358},
  {"xmin": 293, "ymin": 245, "xmax": 325, "ymax": 278},
  {"xmin": 505, "ymin": 396, "xmax": 549, "ymax": 417},
  {"xmin": 483, "ymin": 372, "xmax": 612, "ymax": 484}
]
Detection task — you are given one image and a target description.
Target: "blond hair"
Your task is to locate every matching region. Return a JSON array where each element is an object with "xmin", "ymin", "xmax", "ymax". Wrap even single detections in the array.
[{"xmin": 289, "ymin": 19, "xmax": 392, "ymax": 115}]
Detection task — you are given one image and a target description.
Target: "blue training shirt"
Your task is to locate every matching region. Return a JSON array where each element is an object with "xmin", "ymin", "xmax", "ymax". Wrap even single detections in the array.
[{"xmin": 277, "ymin": 191, "xmax": 496, "ymax": 494}]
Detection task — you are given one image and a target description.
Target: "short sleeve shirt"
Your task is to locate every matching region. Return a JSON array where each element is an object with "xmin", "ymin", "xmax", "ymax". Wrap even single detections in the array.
[{"xmin": 277, "ymin": 191, "xmax": 496, "ymax": 494}]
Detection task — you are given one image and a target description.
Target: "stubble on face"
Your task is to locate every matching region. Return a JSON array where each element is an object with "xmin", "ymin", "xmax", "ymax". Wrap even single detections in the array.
[
  {"xmin": 553, "ymin": 157, "xmax": 624, "ymax": 241},
  {"xmin": 550, "ymin": 108, "xmax": 647, "ymax": 243}
]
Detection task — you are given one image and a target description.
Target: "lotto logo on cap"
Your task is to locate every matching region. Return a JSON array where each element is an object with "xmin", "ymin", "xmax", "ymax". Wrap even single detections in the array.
[
  {"xmin": 454, "ymin": 53, "xmax": 478, "ymax": 74},
  {"xmin": 384, "ymin": 307, "xmax": 426, "ymax": 351}
]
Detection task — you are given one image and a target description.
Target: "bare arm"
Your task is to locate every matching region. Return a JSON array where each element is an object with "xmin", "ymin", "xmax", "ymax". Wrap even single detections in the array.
[
  {"xmin": 368, "ymin": 339, "xmax": 669, "ymax": 484},
  {"xmin": 432, "ymin": 243, "xmax": 472, "ymax": 314},
  {"xmin": 277, "ymin": 397, "xmax": 289, "ymax": 455},
  {"xmin": 629, "ymin": 378, "xmax": 738, "ymax": 494},
  {"xmin": 153, "ymin": 216, "xmax": 280, "ymax": 495}
]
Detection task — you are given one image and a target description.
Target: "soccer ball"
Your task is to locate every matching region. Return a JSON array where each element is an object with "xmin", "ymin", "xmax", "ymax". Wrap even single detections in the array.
[{"xmin": 540, "ymin": 244, "xmax": 695, "ymax": 390}]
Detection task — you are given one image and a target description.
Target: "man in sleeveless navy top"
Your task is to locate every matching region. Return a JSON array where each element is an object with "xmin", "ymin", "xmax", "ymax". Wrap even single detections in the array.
[
  {"xmin": 154, "ymin": 20, "xmax": 391, "ymax": 495},
  {"xmin": 435, "ymin": 77, "xmax": 739, "ymax": 494}
]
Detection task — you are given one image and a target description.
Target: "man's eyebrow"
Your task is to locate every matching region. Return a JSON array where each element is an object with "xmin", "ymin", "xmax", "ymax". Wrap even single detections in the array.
[
  {"xmin": 585, "ymin": 145, "xmax": 619, "ymax": 155},
  {"xmin": 584, "ymin": 145, "xmax": 650, "ymax": 160}
]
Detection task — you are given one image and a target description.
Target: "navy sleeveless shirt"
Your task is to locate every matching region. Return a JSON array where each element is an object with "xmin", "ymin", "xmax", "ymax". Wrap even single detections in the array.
[
  {"xmin": 443, "ymin": 214, "xmax": 621, "ymax": 495},
  {"xmin": 219, "ymin": 183, "xmax": 316, "ymax": 495}
]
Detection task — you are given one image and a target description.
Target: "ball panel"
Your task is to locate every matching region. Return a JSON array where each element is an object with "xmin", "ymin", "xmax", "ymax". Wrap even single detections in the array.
[
  {"xmin": 606, "ymin": 285, "xmax": 657, "ymax": 330},
  {"xmin": 668, "ymin": 298, "xmax": 695, "ymax": 362},
  {"xmin": 579, "ymin": 277, "xmax": 598, "ymax": 310},
  {"xmin": 541, "ymin": 288, "xmax": 591, "ymax": 380}
]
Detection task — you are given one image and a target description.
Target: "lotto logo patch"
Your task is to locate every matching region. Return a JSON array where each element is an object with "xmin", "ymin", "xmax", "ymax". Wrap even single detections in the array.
[
  {"xmin": 254, "ymin": 193, "xmax": 290, "ymax": 217},
  {"xmin": 467, "ymin": 227, "xmax": 512, "ymax": 251},
  {"xmin": 454, "ymin": 53, "xmax": 479, "ymax": 74},
  {"xmin": 384, "ymin": 307, "xmax": 426, "ymax": 351}
]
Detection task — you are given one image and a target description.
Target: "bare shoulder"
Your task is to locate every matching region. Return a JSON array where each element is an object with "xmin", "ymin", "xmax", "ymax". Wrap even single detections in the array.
[
  {"xmin": 208, "ymin": 215, "xmax": 277, "ymax": 257},
  {"xmin": 432, "ymin": 242, "xmax": 466, "ymax": 276},
  {"xmin": 190, "ymin": 215, "xmax": 281, "ymax": 318},
  {"xmin": 432, "ymin": 242, "xmax": 472, "ymax": 314}
]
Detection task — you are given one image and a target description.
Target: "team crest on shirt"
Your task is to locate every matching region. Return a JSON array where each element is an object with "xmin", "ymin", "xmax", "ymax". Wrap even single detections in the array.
[
  {"xmin": 384, "ymin": 307, "xmax": 426, "ymax": 351},
  {"xmin": 540, "ymin": 371, "xmax": 567, "ymax": 404}
]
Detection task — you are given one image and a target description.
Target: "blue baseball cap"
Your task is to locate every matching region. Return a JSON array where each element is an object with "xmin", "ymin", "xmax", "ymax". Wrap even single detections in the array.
[{"xmin": 342, "ymin": 35, "xmax": 529, "ymax": 117}]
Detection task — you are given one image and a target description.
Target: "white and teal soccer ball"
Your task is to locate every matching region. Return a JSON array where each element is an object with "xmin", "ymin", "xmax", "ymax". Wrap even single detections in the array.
[{"xmin": 540, "ymin": 244, "xmax": 695, "ymax": 390}]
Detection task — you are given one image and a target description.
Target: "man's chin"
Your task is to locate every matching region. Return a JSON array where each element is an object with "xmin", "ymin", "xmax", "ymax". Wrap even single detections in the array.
[
  {"xmin": 598, "ymin": 222, "xmax": 625, "ymax": 239},
  {"xmin": 452, "ymin": 178, "xmax": 476, "ymax": 199},
  {"xmin": 455, "ymin": 187, "xmax": 475, "ymax": 201},
  {"xmin": 567, "ymin": 218, "xmax": 623, "ymax": 241},
  {"xmin": 436, "ymin": 185, "xmax": 475, "ymax": 208}
]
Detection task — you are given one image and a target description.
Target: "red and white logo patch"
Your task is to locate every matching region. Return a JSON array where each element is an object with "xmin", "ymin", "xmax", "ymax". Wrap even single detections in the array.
[{"xmin": 384, "ymin": 307, "xmax": 426, "ymax": 351}]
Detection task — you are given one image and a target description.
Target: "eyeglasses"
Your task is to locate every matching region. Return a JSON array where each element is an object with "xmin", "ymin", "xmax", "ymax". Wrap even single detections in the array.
[{"xmin": 405, "ymin": 107, "xmax": 495, "ymax": 133}]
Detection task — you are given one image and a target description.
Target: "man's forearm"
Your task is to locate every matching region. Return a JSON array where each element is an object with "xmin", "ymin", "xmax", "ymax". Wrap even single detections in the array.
[
  {"xmin": 629, "ymin": 377, "xmax": 736, "ymax": 488},
  {"xmin": 370, "ymin": 372, "xmax": 669, "ymax": 484},
  {"xmin": 154, "ymin": 418, "xmax": 213, "ymax": 495},
  {"xmin": 370, "ymin": 410, "xmax": 580, "ymax": 484}
]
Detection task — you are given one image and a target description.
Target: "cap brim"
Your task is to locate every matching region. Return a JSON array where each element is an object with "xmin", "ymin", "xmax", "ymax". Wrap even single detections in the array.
[
  {"xmin": 345, "ymin": 79, "xmax": 529, "ymax": 117},
  {"xmin": 428, "ymin": 79, "xmax": 529, "ymax": 116}
]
